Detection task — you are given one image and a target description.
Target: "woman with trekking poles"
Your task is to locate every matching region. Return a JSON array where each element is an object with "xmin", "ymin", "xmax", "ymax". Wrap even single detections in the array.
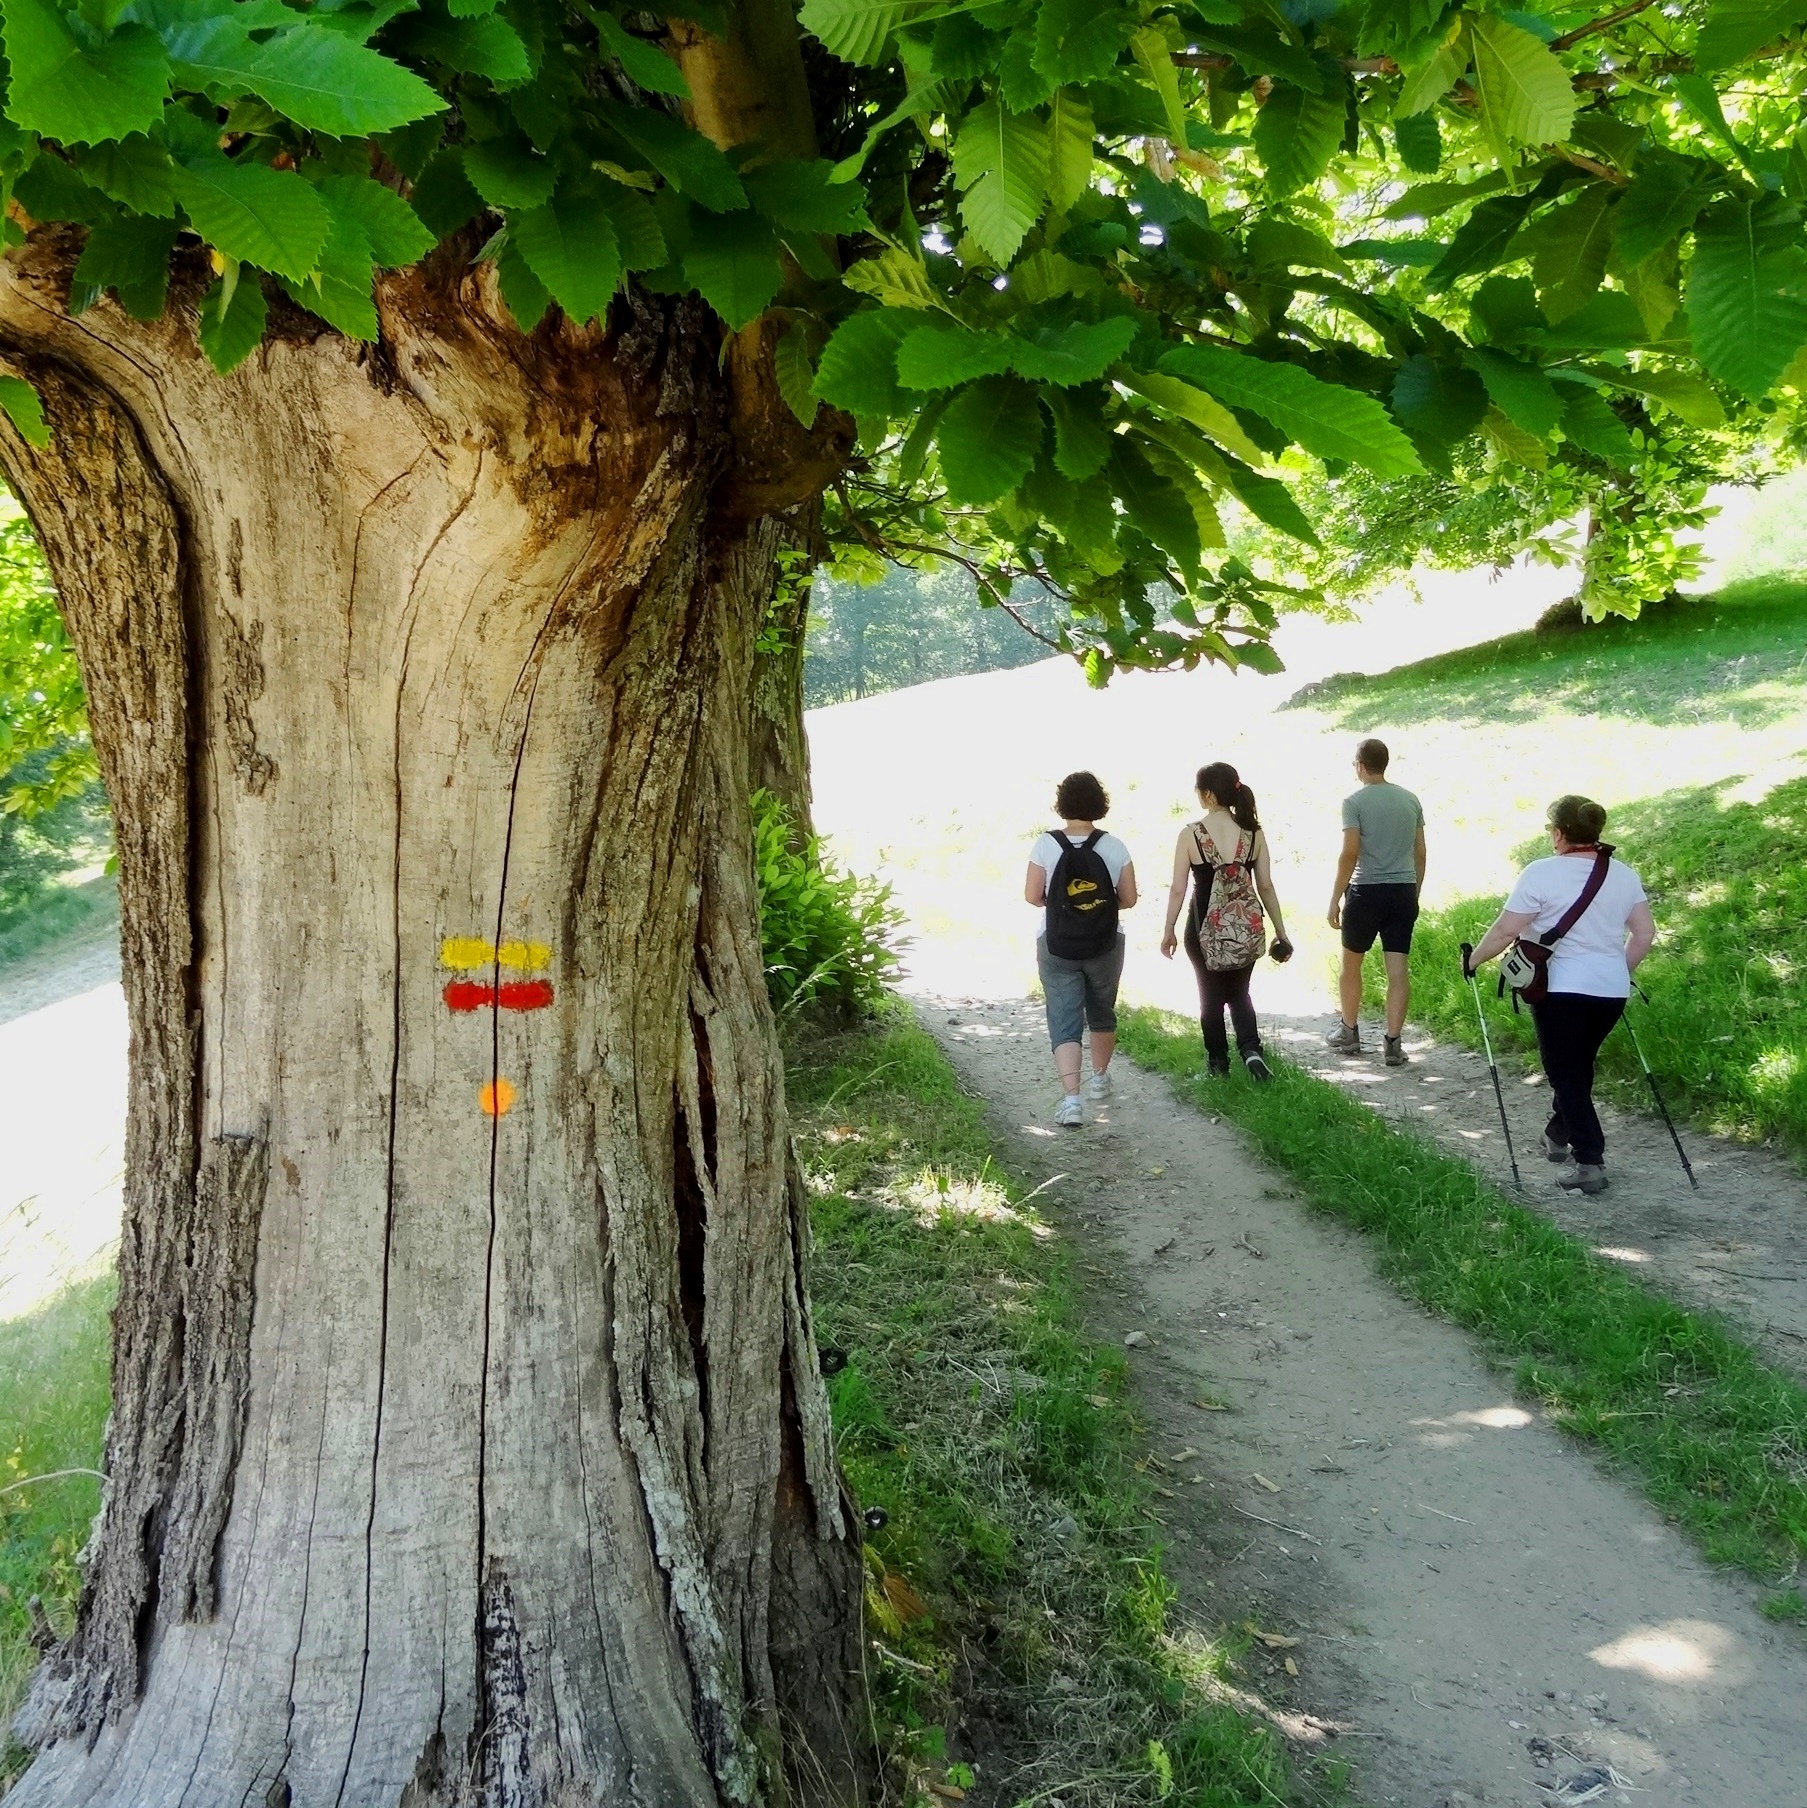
[
  {"xmin": 1026, "ymin": 771, "xmax": 1138, "ymax": 1128},
  {"xmin": 1160, "ymin": 762, "xmax": 1293, "ymax": 1084},
  {"xmin": 1460, "ymin": 795, "xmax": 1656, "ymax": 1195}
]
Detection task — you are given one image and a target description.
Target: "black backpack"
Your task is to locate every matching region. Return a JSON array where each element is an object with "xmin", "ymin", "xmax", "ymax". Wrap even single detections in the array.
[{"xmin": 1045, "ymin": 830, "xmax": 1120, "ymax": 959}]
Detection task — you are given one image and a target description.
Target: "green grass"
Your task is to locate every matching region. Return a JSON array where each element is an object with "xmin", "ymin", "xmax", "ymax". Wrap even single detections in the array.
[
  {"xmin": 0, "ymin": 1275, "xmax": 114, "ymax": 1784},
  {"xmin": 0, "ymin": 874, "xmax": 116, "ymax": 972},
  {"xmin": 1118, "ymin": 1007, "xmax": 1807, "ymax": 1583},
  {"xmin": 790, "ymin": 1009, "xmax": 1350, "ymax": 1806}
]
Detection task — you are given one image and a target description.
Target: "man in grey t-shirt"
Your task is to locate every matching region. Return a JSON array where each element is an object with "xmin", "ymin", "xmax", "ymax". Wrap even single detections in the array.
[{"xmin": 1326, "ymin": 738, "xmax": 1425, "ymax": 1064}]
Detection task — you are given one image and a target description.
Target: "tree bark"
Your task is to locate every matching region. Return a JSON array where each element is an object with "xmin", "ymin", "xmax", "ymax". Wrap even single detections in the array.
[
  {"xmin": 0, "ymin": 235, "xmax": 862, "ymax": 1807},
  {"xmin": 746, "ymin": 512, "xmax": 815, "ymax": 836}
]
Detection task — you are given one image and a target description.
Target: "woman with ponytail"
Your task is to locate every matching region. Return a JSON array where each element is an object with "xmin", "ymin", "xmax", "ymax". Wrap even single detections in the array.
[{"xmin": 1160, "ymin": 762, "xmax": 1293, "ymax": 1081}]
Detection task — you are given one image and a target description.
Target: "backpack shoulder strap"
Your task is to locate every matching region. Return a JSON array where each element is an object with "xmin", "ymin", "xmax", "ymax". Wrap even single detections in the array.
[
  {"xmin": 1081, "ymin": 828, "xmax": 1105, "ymax": 851},
  {"xmin": 1546, "ymin": 846, "xmax": 1615, "ymax": 946},
  {"xmin": 1051, "ymin": 830, "xmax": 1075, "ymax": 853}
]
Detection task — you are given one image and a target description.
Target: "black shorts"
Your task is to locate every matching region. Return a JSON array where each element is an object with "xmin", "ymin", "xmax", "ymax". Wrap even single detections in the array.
[{"xmin": 1342, "ymin": 882, "xmax": 1420, "ymax": 955}]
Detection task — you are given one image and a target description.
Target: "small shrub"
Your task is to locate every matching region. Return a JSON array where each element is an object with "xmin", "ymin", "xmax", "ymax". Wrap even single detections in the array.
[{"xmin": 751, "ymin": 788, "xmax": 904, "ymax": 1020}]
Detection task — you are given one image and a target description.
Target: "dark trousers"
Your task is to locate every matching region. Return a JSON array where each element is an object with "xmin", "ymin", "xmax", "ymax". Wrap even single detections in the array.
[
  {"xmin": 1529, "ymin": 992, "xmax": 1625, "ymax": 1166},
  {"xmin": 1184, "ymin": 917, "xmax": 1260, "ymax": 1072}
]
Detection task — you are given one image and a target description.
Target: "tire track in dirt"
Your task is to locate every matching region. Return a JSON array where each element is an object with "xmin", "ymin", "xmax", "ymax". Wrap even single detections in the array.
[{"xmin": 924, "ymin": 993, "xmax": 1807, "ymax": 1808}]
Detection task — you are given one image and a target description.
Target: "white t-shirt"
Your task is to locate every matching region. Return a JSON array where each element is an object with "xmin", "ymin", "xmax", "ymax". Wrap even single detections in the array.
[
  {"xmin": 1504, "ymin": 853, "xmax": 1648, "ymax": 998},
  {"xmin": 1031, "ymin": 829, "xmax": 1131, "ymax": 939}
]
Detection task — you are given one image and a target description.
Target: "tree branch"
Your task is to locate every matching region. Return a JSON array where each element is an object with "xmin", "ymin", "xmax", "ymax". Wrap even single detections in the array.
[{"xmin": 1549, "ymin": 0, "xmax": 1657, "ymax": 52}]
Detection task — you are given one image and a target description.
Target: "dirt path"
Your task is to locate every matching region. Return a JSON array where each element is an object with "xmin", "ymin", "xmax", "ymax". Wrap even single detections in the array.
[
  {"xmin": 923, "ymin": 994, "xmax": 1807, "ymax": 1808},
  {"xmin": 1270, "ymin": 1011, "xmax": 1807, "ymax": 1389}
]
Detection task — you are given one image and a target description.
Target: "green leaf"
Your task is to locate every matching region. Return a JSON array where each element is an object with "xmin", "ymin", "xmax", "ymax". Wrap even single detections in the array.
[
  {"xmin": 198, "ymin": 270, "xmax": 268, "ymax": 374},
  {"xmin": 1470, "ymin": 274, "xmax": 1545, "ymax": 344},
  {"xmin": 1252, "ymin": 77, "xmax": 1345, "ymax": 196},
  {"xmin": 1158, "ymin": 343, "xmax": 1423, "ymax": 477},
  {"xmin": 1394, "ymin": 110, "xmax": 1441, "ymax": 173},
  {"xmin": 1524, "ymin": 185, "xmax": 1615, "ymax": 322},
  {"xmin": 514, "ymin": 180, "xmax": 623, "ymax": 324},
  {"xmin": 1556, "ymin": 384, "xmax": 1636, "ymax": 464},
  {"xmin": 773, "ymin": 319, "xmax": 818, "ymax": 427},
  {"xmin": 595, "ymin": 11, "xmax": 689, "ymax": 95},
  {"xmin": 1047, "ymin": 86, "xmax": 1094, "ymax": 212},
  {"xmin": 896, "ymin": 322, "xmax": 1015, "ymax": 389},
  {"xmin": 1481, "ymin": 403, "xmax": 1548, "ymax": 468},
  {"xmin": 174, "ymin": 155, "xmax": 332, "ymax": 283},
  {"xmin": 683, "ymin": 209, "xmax": 782, "ymax": 329},
  {"xmin": 388, "ymin": 10, "xmax": 530, "ymax": 82},
  {"xmin": 1111, "ymin": 439, "xmax": 1200, "ymax": 573},
  {"xmin": 1246, "ymin": 220, "xmax": 1349, "ymax": 275},
  {"xmin": 1381, "ymin": 170, "xmax": 1509, "ymax": 221},
  {"xmin": 464, "ymin": 136, "xmax": 557, "ymax": 210},
  {"xmin": 744, "ymin": 159, "xmax": 866, "ymax": 234},
  {"xmin": 77, "ymin": 134, "xmax": 176, "ymax": 216},
  {"xmin": 798, "ymin": 0, "xmax": 921, "ymax": 64},
  {"xmin": 1612, "ymin": 157, "xmax": 1718, "ymax": 269},
  {"xmin": 410, "ymin": 146, "xmax": 483, "ymax": 238},
  {"xmin": 1392, "ymin": 354, "xmax": 1488, "ymax": 442},
  {"xmin": 1045, "ymin": 383, "xmax": 1112, "ymax": 479},
  {"xmin": 812, "ymin": 307, "xmax": 915, "ymax": 415},
  {"xmin": 2, "ymin": 0, "xmax": 168, "ymax": 143},
  {"xmin": 496, "ymin": 235, "xmax": 550, "ymax": 330},
  {"xmin": 1008, "ymin": 317, "xmax": 1136, "ymax": 386},
  {"xmin": 998, "ymin": 21, "xmax": 1055, "ymax": 111},
  {"xmin": 1117, "ymin": 365, "xmax": 1272, "ymax": 468},
  {"xmin": 247, "ymin": 26, "xmax": 445, "ymax": 134},
  {"xmin": 953, "ymin": 100, "xmax": 1048, "ymax": 266},
  {"xmin": 1033, "ymin": 0, "xmax": 1133, "ymax": 83},
  {"xmin": 318, "ymin": 174, "xmax": 434, "ymax": 269},
  {"xmin": 936, "ymin": 375, "xmax": 1043, "ymax": 503},
  {"xmin": 1023, "ymin": 454, "xmax": 1119, "ymax": 563},
  {"xmin": 604, "ymin": 101, "xmax": 746, "ymax": 211},
  {"xmin": 0, "ymin": 374, "xmax": 49, "ymax": 447},
  {"xmin": 72, "ymin": 211, "xmax": 177, "ymax": 319},
  {"xmin": 1426, "ymin": 193, "xmax": 1532, "ymax": 290},
  {"xmin": 1129, "ymin": 25, "xmax": 1186, "ymax": 142},
  {"xmin": 1468, "ymin": 15, "xmax": 1577, "ymax": 164},
  {"xmin": 1522, "ymin": 287, "xmax": 1646, "ymax": 350},
  {"xmin": 15, "ymin": 155, "xmax": 112, "ymax": 223},
  {"xmin": 1213, "ymin": 454, "xmax": 1319, "ymax": 547},
  {"xmin": 1394, "ymin": 31, "xmax": 1464, "ymax": 117},
  {"xmin": 281, "ymin": 206, "xmax": 377, "ymax": 339},
  {"xmin": 598, "ymin": 183, "xmax": 665, "ymax": 269},
  {"xmin": 1617, "ymin": 243, "xmax": 1681, "ymax": 339},
  {"xmin": 1695, "ymin": 0, "xmax": 1807, "ymax": 71},
  {"xmin": 1686, "ymin": 194, "xmax": 1807, "ymax": 397},
  {"xmin": 1462, "ymin": 346, "xmax": 1564, "ymax": 434},
  {"xmin": 841, "ymin": 245, "xmax": 948, "ymax": 311},
  {"xmin": 1583, "ymin": 363, "xmax": 1725, "ymax": 428}
]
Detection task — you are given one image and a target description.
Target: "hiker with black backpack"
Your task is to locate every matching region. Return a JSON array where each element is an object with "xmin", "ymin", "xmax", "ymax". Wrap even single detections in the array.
[
  {"xmin": 1159, "ymin": 762, "xmax": 1292, "ymax": 1083},
  {"xmin": 1025, "ymin": 772, "xmax": 1138, "ymax": 1128},
  {"xmin": 1460, "ymin": 795, "xmax": 1656, "ymax": 1195}
]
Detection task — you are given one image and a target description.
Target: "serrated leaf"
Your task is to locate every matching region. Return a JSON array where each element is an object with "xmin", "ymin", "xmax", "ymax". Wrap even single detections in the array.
[
  {"xmin": 1395, "ymin": 31, "xmax": 1464, "ymax": 117},
  {"xmin": 1158, "ymin": 343, "xmax": 1423, "ymax": 477},
  {"xmin": 1426, "ymin": 192, "xmax": 1533, "ymax": 290},
  {"xmin": 496, "ymin": 235, "xmax": 549, "ymax": 330},
  {"xmin": 174, "ymin": 155, "xmax": 332, "ymax": 283},
  {"xmin": 388, "ymin": 11, "xmax": 530, "ymax": 81},
  {"xmin": 2, "ymin": 0, "xmax": 168, "ymax": 143},
  {"xmin": 1583, "ymin": 363, "xmax": 1725, "ymax": 428},
  {"xmin": 1695, "ymin": 0, "xmax": 1807, "ymax": 71},
  {"xmin": 1394, "ymin": 110, "xmax": 1440, "ymax": 172},
  {"xmin": 1617, "ymin": 243, "xmax": 1680, "ymax": 339},
  {"xmin": 1215, "ymin": 454, "xmax": 1319, "ymax": 547},
  {"xmin": 936, "ymin": 375, "xmax": 1043, "ymax": 503},
  {"xmin": 77, "ymin": 134, "xmax": 176, "ymax": 216},
  {"xmin": 812, "ymin": 307, "xmax": 915, "ymax": 415},
  {"xmin": 1556, "ymin": 385, "xmax": 1636, "ymax": 463},
  {"xmin": 198, "ymin": 270, "xmax": 268, "ymax": 374},
  {"xmin": 247, "ymin": 26, "xmax": 445, "ymax": 134},
  {"xmin": 598, "ymin": 183, "xmax": 665, "ymax": 269},
  {"xmin": 1117, "ymin": 365, "xmax": 1272, "ymax": 468},
  {"xmin": 1130, "ymin": 25, "xmax": 1186, "ymax": 142},
  {"xmin": 514, "ymin": 181, "xmax": 622, "ymax": 324},
  {"xmin": 799, "ymin": 0, "xmax": 923, "ymax": 65},
  {"xmin": 1140, "ymin": 437, "xmax": 1225, "ymax": 550},
  {"xmin": 774, "ymin": 320, "xmax": 819, "ymax": 426},
  {"xmin": 1033, "ymin": 0, "xmax": 1134, "ymax": 83},
  {"xmin": 1686, "ymin": 194, "xmax": 1807, "ymax": 398},
  {"xmin": 72, "ymin": 212, "xmax": 177, "ymax": 320},
  {"xmin": 410, "ymin": 146, "xmax": 483, "ymax": 238},
  {"xmin": 1613, "ymin": 157, "xmax": 1718, "ymax": 268},
  {"xmin": 744, "ymin": 159, "xmax": 867, "ymax": 234},
  {"xmin": 281, "ymin": 206, "xmax": 377, "ymax": 339},
  {"xmin": 1045, "ymin": 384, "xmax": 1112, "ymax": 479},
  {"xmin": 1047, "ymin": 86, "xmax": 1094, "ymax": 211},
  {"xmin": 1468, "ymin": 15, "xmax": 1577, "ymax": 165},
  {"xmin": 1481, "ymin": 403, "xmax": 1548, "ymax": 468},
  {"xmin": 595, "ymin": 11, "xmax": 689, "ymax": 95},
  {"xmin": 896, "ymin": 322, "xmax": 1015, "ymax": 389},
  {"xmin": 998, "ymin": 22, "xmax": 1054, "ymax": 110},
  {"xmin": 1524, "ymin": 185, "xmax": 1615, "ymax": 322},
  {"xmin": 1112, "ymin": 439, "xmax": 1200, "ymax": 573},
  {"xmin": 953, "ymin": 99, "xmax": 1048, "ymax": 266},
  {"xmin": 1522, "ymin": 287, "xmax": 1646, "ymax": 350},
  {"xmin": 464, "ymin": 136, "xmax": 557, "ymax": 210},
  {"xmin": 1392, "ymin": 354, "xmax": 1488, "ymax": 442},
  {"xmin": 1009, "ymin": 317, "xmax": 1136, "ymax": 386},
  {"xmin": 1023, "ymin": 454, "xmax": 1119, "ymax": 563},
  {"xmin": 0, "ymin": 374, "xmax": 49, "ymax": 447},
  {"xmin": 1247, "ymin": 220, "xmax": 1349, "ymax": 275},
  {"xmin": 604, "ymin": 101, "xmax": 746, "ymax": 211},
  {"xmin": 318, "ymin": 174, "xmax": 434, "ymax": 269},
  {"xmin": 16, "ymin": 156, "xmax": 111, "ymax": 224},
  {"xmin": 683, "ymin": 209, "xmax": 782, "ymax": 328},
  {"xmin": 1462, "ymin": 346, "xmax": 1564, "ymax": 434},
  {"xmin": 1253, "ymin": 77, "xmax": 1345, "ymax": 197},
  {"xmin": 1381, "ymin": 170, "xmax": 1509, "ymax": 222},
  {"xmin": 841, "ymin": 246, "xmax": 948, "ymax": 310}
]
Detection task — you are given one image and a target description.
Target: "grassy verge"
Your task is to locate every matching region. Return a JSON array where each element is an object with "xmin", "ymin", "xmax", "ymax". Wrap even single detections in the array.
[
  {"xmin": 0, "ymin": 874, "xmax": 117, "ymax": 972},
  {"xmin": 0, "ymin": 1275, "xmax": 113, "ymax": 1787},
  {"xmin": 1395, "ymin": 775, "xmax": 1807, "ymax": 1162},
  {"xmin": 791, "ymin": 1009, "xmax": 1352, "ymax": 1806},
  {"xmin": 1118, "ymin": 1005, "xmax": 1807, "ymax": 1594}
]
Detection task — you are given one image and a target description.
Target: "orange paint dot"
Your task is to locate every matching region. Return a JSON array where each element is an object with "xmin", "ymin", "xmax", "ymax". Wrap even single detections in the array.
[{"xmin": 479, "ymin": 1077, "xmax": 516, "ymax": 1117}]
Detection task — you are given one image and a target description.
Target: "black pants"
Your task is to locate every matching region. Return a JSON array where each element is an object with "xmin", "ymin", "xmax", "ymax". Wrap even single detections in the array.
[
  {"xmin": 1184, "ymin": 916, "xmax": 1260, "ymax": 1072},
  {"xmin": 1529, "ymin": 992, "xmax": 1625, "ymax": 1166}
]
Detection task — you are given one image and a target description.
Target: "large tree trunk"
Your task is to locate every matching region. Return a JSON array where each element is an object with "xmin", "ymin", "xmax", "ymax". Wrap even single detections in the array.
[
  {"xmin": 746, "ymin": 512, "xmax": 815, "ymax": 835},
  {"xmin": 0, "ymin": 235, "xmax": 863, "ymax": 1807}
]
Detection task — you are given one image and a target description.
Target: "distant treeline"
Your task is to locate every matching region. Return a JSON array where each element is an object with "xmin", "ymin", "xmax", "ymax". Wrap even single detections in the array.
[{"xmin": 803, "ymin": 563, "xmax": 1059, "ymax": 707}]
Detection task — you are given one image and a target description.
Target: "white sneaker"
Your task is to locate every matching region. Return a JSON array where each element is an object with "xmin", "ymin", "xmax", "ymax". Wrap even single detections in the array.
[
  {"xmin": 1055, "ymin": 1093, "xmax": 1084, "ymax": 1128},
  {"xmin": 1083, "ymin": 1069, "xmax": 1112, "ymax": 1102}
]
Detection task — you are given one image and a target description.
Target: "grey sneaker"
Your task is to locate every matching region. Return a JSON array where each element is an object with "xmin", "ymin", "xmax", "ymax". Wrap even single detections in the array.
[
  {"xmin": 1083, "ymin": 1069, "xmax": 1112, "ymax": 1102},
  {"xmin": 1542, "ymin": 1132, "xmax": 1571, "ymax": 1163},
  {"xmin": 1324, "ymin": 1020, "xmax": 1361, "ymax": 1055},
  {"xmin": 1557, "ymin": 1163, "xmax": 1608, "ymax": 1195},
  {"xmin": 1383, "ymin": 1035, "xmax": 1407, "ymax": 1067},
  {"xmin": 1055, "ymin": 1093, "xmax": 1084, "ymax": 1129}
]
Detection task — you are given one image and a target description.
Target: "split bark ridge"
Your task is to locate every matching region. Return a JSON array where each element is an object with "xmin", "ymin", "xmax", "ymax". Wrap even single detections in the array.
[{"xmin": 0, "ymin": 235, "xmax": 861, "ymax": 1806}]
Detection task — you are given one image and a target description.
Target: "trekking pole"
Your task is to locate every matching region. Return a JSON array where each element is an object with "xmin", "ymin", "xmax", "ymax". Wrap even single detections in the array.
[
  {"xmin": 1624, "ymin": 986, "xmax": 1698, "ymax": 1190},
  {"xmin": 1460, "ymin": 943, "xmax": 1522, "ymax": 1191}
]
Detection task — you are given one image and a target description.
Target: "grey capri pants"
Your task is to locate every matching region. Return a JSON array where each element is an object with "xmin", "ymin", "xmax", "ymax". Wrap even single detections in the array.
[{"xmin": 1036, "ymin": 933, "xmax": 1126, "ymax": 1048}]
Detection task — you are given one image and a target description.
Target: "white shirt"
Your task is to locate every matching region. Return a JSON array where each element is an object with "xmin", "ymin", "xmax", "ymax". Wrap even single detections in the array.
[
  {"xmin": 1505, "ymin": 853, "xmax": 1648, "ymax": 998},
  {"xmin": 1031, "ymin": 829, "xmax": 1131, "ymax": 938}
]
